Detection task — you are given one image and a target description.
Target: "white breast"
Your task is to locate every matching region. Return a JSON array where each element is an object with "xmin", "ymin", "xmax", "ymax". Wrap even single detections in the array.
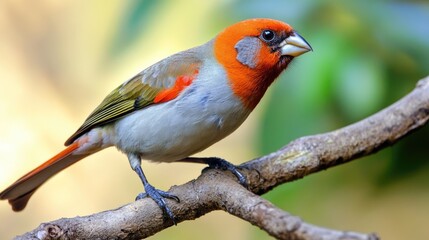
[{"xmin": 113, "ymin": 57, "xmax": 251, "ymax": 162}]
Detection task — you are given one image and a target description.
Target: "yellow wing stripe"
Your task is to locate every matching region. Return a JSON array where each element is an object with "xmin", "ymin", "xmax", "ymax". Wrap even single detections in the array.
[{"xmin": 64, "ymin": 82, "xmax": 160, "ymax": 145}]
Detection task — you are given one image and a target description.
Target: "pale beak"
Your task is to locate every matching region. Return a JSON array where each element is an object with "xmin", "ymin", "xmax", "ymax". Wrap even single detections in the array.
[{"xmin": 280, "ymin": 31, "xmax": 312, "ymax": 57}]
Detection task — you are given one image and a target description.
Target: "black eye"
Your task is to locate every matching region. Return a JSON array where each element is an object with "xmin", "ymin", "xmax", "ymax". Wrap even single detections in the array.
[{"xmin": 261, "ymin": 30, "xmax": 275, "ymax": 42}]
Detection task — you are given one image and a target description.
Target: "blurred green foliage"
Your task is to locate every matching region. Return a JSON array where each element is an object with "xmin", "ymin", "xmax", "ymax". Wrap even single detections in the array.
[
  {"xmin": 248, "ymin": 0, "xmax": 429, "ymax": 182},
  {"xmin": 108, "ymin": 0, "xmax": 159, "ymax": 59}
]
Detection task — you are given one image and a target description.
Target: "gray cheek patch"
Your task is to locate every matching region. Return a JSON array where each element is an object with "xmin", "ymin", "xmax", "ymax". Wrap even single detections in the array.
[{"xmin": 234, "ymin": 37, "xmax": 261, "ymax": 69}]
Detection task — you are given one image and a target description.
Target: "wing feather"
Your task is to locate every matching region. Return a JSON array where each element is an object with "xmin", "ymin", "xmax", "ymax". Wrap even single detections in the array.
[{"xmin": 65, "ymin": 49, "xmax": 203, "ymax": 146}]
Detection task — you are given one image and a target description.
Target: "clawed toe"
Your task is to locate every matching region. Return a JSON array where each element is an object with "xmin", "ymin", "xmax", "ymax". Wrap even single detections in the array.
[
  {"xmin": 137, "ymin": 183, "xmax": 180, "ymax": 225},
  {"xmin": 183, "ymin": 157, "xmax": 248, "ymax": 188},
  {"xmin": 205, "ymin": 157, "xmax": 248, "ymax": 188},
  {"xmin": 133, "ymin": 164, "xmax": 180, "ymax": 225},
  {"xmin": 135, "ymin": 192, "xmax": 148, "ymax": 201}
]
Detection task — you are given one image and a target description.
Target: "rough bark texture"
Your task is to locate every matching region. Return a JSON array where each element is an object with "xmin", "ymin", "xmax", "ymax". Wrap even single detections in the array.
[{"xmin": 16, "ymin": 76, "xmax": 429, "ymax": 240}]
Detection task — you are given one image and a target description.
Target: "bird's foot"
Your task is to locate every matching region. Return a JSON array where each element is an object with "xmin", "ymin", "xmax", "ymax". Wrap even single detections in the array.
[
  {"xmin": 180, "ymin": 157, "xmax": 248, "ymax": 188},
  {"xmin": 204, "ymin": 157, "xmax": 248, "ymax": 188},
  {"xmin": 136, "ymin": 183, "xmax": 180, "ymax": 225}
]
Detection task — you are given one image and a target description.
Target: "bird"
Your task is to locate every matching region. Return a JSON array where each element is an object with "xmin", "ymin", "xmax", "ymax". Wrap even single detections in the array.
[{"xmin": 0, "ymin": 18, "xmax": 312, "ymax": 223}]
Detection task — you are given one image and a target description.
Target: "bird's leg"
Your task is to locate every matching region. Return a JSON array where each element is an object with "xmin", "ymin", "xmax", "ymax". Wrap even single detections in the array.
[
  {"xmin": 128, "ymin": 154, "xmax": 180, "ymax": 225},
  {"xmin": 179, "ymin": 157, "xmax": 248, "ymax": 188}
]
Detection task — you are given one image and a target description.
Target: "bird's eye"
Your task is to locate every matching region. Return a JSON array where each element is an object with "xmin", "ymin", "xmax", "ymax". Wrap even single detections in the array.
[{"xmin": 261, "ymin": 30, "xmax": 275, "ymax": 42}]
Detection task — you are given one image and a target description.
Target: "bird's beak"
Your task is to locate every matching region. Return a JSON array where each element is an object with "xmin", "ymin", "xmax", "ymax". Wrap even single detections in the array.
[{"xmin": 280, "ymin": 31, "xmax": 312, "ymax": 57}]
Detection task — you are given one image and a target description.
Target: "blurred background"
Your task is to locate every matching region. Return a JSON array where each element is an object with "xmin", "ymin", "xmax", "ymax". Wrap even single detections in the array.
[{"xmin": 0, "ymin": 0, "xmax": 428, "ymax": 239}]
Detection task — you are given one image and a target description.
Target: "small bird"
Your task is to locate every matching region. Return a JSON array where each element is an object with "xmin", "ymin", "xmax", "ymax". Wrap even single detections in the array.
[{"xmin": 0, "ymin": 18, "xmax": 311, "ymax": 223}]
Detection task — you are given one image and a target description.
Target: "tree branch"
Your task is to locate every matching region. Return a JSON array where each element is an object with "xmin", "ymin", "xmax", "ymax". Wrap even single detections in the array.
[{"xmin": 17, "ymin": 76, "xmax": 429, "ymax": 240}]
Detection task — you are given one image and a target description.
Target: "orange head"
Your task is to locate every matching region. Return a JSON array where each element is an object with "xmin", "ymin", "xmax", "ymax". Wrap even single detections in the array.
[{"xmin": 214, "ymin": 18, "xmax": 312, "ymax": 109}]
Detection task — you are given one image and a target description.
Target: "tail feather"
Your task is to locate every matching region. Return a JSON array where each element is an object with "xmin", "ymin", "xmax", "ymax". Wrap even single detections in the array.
[
  {"xmin": 8, "ymin": 187, "xmax": 38, "ymax": 212},
  {"xmin": 0, "ymin": 141, "xmax": 89, "ymax": 211}
]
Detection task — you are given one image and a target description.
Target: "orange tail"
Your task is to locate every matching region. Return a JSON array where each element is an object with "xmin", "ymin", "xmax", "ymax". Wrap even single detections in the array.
[{"xmin": 0, "ymin": 142, "xmax": 89, "ymax": 211}]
